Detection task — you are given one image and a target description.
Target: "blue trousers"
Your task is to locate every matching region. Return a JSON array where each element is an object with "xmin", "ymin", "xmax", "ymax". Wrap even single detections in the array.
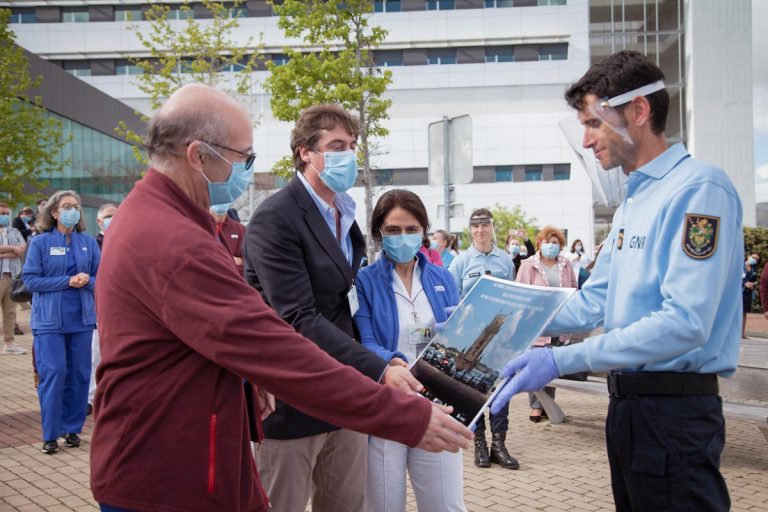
[{"xmin": 34, "ymin": 330, "xmax": 92, "ymax": 442}]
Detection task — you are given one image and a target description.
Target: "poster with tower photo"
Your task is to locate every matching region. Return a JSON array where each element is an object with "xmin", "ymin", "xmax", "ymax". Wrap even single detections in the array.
[{"xmin": 410, "ymin": 276, "xmax": 575, "ymax": 428}]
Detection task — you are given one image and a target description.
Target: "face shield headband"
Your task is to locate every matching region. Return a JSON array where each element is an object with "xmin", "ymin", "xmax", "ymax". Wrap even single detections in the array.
[{"xmin": 558, "ymin": 80, "xmax": 665, "ymax": 207}]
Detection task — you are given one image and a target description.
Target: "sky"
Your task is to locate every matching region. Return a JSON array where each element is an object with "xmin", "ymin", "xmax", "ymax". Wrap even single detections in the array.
[{"xmin": 753, "ymin": 0, "xmax": 768, "ymax": 203}]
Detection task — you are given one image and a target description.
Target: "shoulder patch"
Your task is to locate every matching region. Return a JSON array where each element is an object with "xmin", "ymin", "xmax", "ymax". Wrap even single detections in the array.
[{"xmin": 682, "ymin": 214, "xmax": 719, "ymax": 259}]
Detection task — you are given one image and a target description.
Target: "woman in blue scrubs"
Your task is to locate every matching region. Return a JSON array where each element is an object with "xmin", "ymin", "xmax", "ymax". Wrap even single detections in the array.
[{"xmin": 22, "ymin": 191, "xmax": 100, "ymax": 454}]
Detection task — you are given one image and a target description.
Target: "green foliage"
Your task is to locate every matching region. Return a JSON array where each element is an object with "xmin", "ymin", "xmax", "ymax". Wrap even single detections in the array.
[
  {"xmin": 744, "ymin": 227, "xmax": 768, "ymax": 311},
  {"xmin": 459, "ymin": 204, "xmax": 539, "ymax": 250},
  {"xmin": 265, "ymin": 0, "xmax": 391, "ymax": 173},
  {"xmin": 116, "ymin": 0, "xmax": 262, "ymax": 165},
  {"xmin": 0, "ymin": 9, "xmax": 67, "ymax": 206}
]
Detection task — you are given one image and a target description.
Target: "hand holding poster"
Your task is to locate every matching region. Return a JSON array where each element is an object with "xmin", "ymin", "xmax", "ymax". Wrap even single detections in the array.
[{"xmin": 410, "ymin": 276, "xmax": 575, "ymax": 427}]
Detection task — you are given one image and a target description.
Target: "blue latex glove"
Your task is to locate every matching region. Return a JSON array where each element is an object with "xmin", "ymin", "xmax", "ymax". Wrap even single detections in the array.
[
  {"xmin": 433, "ymin": 305, "xmax": 458, "ymax": 333},
  {"xmin": 490, "ymin": 348, "xmax": 559, "ymax": 414}
]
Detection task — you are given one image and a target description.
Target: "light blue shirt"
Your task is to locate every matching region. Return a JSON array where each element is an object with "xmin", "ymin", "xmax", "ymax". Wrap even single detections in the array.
[
  {"xmin": 296, "ymin": 170, "xmax": 355, "ymax": 266},
  {"xmin": 547, "ymin": 144, "xmax": 743, "ymax": 377},
  {"xmin": 448, "ymin": 243, "xmax": 515, "ymax": 297}
]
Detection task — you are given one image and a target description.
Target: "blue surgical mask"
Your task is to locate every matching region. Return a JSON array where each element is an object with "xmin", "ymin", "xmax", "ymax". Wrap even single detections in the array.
[
  {"xmin": 541, "ymin": 242, "xmax": 560, "ymax": 259},
  {"xmin": 102, "ymin": 217, "xmax": 112, "ymax": 232},
  {"xmin": 59, "ymin": 209, "xmax": 80, "ymax": 229},
  {"xmin": 21, "ymin": 215, "xmax": 32, "ymax": 224},
  {"xmin": 0, "ymin": 214, "xmax": 9, "ymax": 226},
  {"xmin": 312, "ymin": 150, "xmax": 358, "ymax": 193},
  {"xmin": 382, "ymin": 233, "xmax": 423, "ymax": 264},
  {"xmin": 508, "ymin": 244, "xmax": 520, "ymax": 257},
  {"xmin": 748, "ymin": 257, "xmax": 758, "ymax": 266},
  {"xmin": 211, "ymin": 203, "xmax": 230, "ymax": 216},
  {"xmin": 200, "ymin": 143, "xmax": 254, "ymax": 206}
]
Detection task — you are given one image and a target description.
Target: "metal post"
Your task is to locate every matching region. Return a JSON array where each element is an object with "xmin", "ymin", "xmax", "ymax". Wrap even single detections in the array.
[{"xmin": 443, "ymin": 116, "xmax": 451, "ymax": 233}]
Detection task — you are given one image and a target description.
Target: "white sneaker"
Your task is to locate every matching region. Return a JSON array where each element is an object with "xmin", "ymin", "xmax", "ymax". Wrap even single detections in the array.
[{"xmin": 3, "ymin": 343, "xmax": 27, "ymax": 355}]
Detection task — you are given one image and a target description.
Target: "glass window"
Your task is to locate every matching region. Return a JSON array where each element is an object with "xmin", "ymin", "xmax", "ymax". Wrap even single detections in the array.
[
  {"xmin": 227, "ymin": 6, "xmax": 247, "ymax": 18},
  {"xmin": 427, "ymin": 48, "xmax": 457, "ymax": 65},
  {"xmin": 62, "ymin": 61, "xmax": 92, "ymax": 76},
  {"xmin": 115, "ymin": 60, "xmax": 144, "ymax": 75},
  {"xmin": 10, "ymin": 9, "xmax": 37, "ymax": 23},
  {"xmin": 485, "ymin": 46, "xmax": 515, "ymax": 63},
  {"xmin": 374, "ymin": 0, "xmax": 402, "ymax": 12},
  {"xmin": 114, "ymin": 7, "xmax": 143, "ymax": 21},
  {"xmin": 62, "ymin": 8, "xmax": 90, "ymax": 23},
  {"xmin": 538, "ymin": 0, "xmax": 566, "ymax": 5},
  {"xmin": 484, "ymin": 0, "xmax": 515, "ymax": 7},
  {"xmin": 553, "ymin": 164, "xmax": 570, "ymax": 181},
  {"xmin": 524, "ymin": 165, "xmax": 542, "ymax": 181},
  {"xmin": 375, "ymin": 50, "xmax": 403, "ymax": 67},
  {"xmin": 168, "ymin": 7, "xmax": 195, "ymax": 20},
  {"xmin": 495, "ymin": 166, "xmax": 513, "ymax": 182},
  {"xmin": 427, "ymin": 0, "xmax": 455, "ymax": 10},
  {"xmin": 539, "ymin": 43, "xmax": 568, "ymax": 61},
  {"xmin": 270, "ymin": 54, "xmax": 290, "ymax": 66}
]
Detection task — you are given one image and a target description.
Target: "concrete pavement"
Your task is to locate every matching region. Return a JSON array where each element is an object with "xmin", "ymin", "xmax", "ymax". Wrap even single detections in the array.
[{"xmin": 2, "ymin": 309, "xmax": 767, "ymax": 511}]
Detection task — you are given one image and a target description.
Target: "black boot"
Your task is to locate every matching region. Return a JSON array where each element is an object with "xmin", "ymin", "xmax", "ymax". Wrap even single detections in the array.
[
  {"xmin": 490, "ymin": 432, "xmax": 519, "ymax": 470},
  {"xmin": 474, "ymin": 434, "xmax": 491, "ymax": 468}
]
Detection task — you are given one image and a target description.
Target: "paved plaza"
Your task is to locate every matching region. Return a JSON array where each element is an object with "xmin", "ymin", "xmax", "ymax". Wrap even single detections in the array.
[{"xmin": 2, "ymin": 309, "xmax": 767, "ymax": 512}]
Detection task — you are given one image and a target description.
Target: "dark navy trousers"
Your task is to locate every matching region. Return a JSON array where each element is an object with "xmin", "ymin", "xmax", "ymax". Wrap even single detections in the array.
[
  {"xmin": 474, "ymin": 401, "xmax": 510, "ymax": 435},
  {"xmin": 606, "ymin": 395, "xmax": 730, "ymax": 511}
]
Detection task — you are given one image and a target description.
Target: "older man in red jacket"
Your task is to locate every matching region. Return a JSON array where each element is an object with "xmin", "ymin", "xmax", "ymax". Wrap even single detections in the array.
[{"xmin": 90, "ymin": 84, "xmax": 472, "ymax": 512}]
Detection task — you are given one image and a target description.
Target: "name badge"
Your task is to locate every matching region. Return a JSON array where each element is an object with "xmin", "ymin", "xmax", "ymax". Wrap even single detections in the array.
[
  {"xmin": 468, "ymin": 272, "xmax": 481, "ymax": 278},
  {"xmin": 347, "ymin": 284, "xmax": 360, "ymax": 317},
  {"xmin": 50, "ymin": 247, "xmax": 66, "ymax": 256},
  {"xmin": 230, "ymin": 234, "xmax": 239, "ymax": 239}
]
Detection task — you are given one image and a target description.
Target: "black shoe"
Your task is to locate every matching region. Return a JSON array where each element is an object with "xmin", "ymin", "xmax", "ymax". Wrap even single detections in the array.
[
  {"xmin": 42, "ymin": 440, "xmax": 59, "ymax": 454},
  {"xmin": 63, "ymin": 433, "xmax": 81, "ymax": 448},
  {"xmin": 474, "ymin": 435, "xmax": 491, "ymax": 468},
  {"xmin": 490, "ymin": 432, "xmax": 520, "ymax": 470},
  {"xmin": 86, "ymin": 403, "xmax": 93, "ymax": 416},
  {"xmin": 14, "ymin": 324, "xmax": 23, "ymax": 335}
]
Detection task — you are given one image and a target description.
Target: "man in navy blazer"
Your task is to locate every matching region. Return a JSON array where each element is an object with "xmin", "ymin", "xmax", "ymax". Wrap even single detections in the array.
[{"xmin": 243, "ymin": 104, "xmax": 423, "ymax": 512}]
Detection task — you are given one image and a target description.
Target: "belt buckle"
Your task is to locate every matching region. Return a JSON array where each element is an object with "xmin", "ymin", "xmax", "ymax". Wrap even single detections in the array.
[{"xmin": 607, "ymin": 372, "xmax": 622, "ymax": 398}]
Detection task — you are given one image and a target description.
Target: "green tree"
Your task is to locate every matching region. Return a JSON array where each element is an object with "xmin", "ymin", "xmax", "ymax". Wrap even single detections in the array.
[
  {"xmin": 265, "ymin": 0, "xmax": 392, "ymax": 259},
  {"xmin": 460, "ymin": 204, "xmax": 539, "ymax": 250},
  {"xmin": 116, "ymin": 0, "xmax": 262, "ymax": 164},
  {"xmin": 0, "ymin": 9, "xmax": 67, "ymax": 206}
]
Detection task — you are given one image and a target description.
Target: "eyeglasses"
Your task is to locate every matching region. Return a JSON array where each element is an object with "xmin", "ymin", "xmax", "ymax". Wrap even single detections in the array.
[
  {"xmin": 201, "ymin": 141, "xmax": 256, "ymax": 170},
  {"xmin": 59, "ymin": 204, "xmax": 80, "ymax": 211}
]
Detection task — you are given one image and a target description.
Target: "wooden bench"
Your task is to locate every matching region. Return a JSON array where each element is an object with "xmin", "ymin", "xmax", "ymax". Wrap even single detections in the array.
[{"xmin": 535, "ymin": 378, "xmax": 768, "ymax": 442}]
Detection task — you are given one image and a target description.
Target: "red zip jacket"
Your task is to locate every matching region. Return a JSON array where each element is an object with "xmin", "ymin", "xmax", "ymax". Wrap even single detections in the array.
[{"xmin": 91, "ymin": 170, "xmax": 432, "ymax": 512}]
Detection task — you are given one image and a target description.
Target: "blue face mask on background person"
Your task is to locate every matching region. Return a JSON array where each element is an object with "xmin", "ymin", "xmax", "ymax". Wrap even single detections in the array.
[
  {"xmin": 0, "ymin": 214, "xmax": 10, "ymax": 226},
  {"xmin": 200, "ymin": 143, "xmax": 254, "ymax": 206},
  {"xmin": 382, "ymin": 233, "xmax": 422, "ymax": 264},
  {"xmin": 102, "ymin": 217, "xmax": 112, "ymax": 232},
  {"xmin": 509, "ymin": 244, "xmax": 520, "ymax": 257},
  {"xmin": 211, "ymin": 203, "xmax": 230, "ymax": 216},
  {"xmin": 59, "ymin": 209, "xmax": 80, "ymax": 229},
  {"xmin": 21, "ymin": 215, "xmax": 32, "ymax": 224},
  {"xmin": 311, "ymin": 150, "xmax": 358, "ymax": 193},
  {"xmin": 748, "ymin": 257, "xmax": 758, "ymax": 266},
  {"xmin": 541, "ymin": 242, "xmax": 560, "ymax": 259}
]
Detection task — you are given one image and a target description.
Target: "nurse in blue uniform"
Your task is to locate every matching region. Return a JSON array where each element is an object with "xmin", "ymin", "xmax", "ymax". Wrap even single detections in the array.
[
  {"xmin": 491, "ymin": 51, "xmax": 741, "ymax": 511},
  {"xmin": 22, "ymin": 191, "xmax": 100, "ymax": 455}
]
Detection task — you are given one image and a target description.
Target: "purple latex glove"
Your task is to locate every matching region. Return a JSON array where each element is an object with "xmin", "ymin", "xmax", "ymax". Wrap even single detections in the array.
[
  {"xmin": 433, "ymin": 305, "xmax": 458, "ymax": 333},
  {"xmin": 490, "ymin": 348, "xmax": 559, "ymax": 414}
]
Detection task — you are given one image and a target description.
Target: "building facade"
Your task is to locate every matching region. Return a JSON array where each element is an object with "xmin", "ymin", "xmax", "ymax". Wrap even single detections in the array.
[{"xmin": 7, "ymin": 0, "xmax": 755, "ymax": 248}]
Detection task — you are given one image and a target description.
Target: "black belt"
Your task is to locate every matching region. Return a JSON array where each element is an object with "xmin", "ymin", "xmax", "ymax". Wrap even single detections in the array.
[{"xmin": 607, "ymin": 372, "xmax": 718, "ymax": 398}]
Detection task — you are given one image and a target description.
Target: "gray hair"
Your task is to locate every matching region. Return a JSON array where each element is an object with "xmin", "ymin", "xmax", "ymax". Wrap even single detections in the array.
[
  {"xmin": 144, "ymin": 102, "xmax": 228, "ymax": 169},
  {"xmin": 36, "ymin": 190, "xmax": 87, "ymax": 233},
  {"xmin": 97, "ymin": 202, "xmax": 118, "ymax": 219}
]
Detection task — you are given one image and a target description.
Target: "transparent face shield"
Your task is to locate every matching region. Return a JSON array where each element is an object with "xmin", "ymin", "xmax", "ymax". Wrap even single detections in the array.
[{"xmin": 559, "ymin": 80, "xmax": 666, "ymax": 207}]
